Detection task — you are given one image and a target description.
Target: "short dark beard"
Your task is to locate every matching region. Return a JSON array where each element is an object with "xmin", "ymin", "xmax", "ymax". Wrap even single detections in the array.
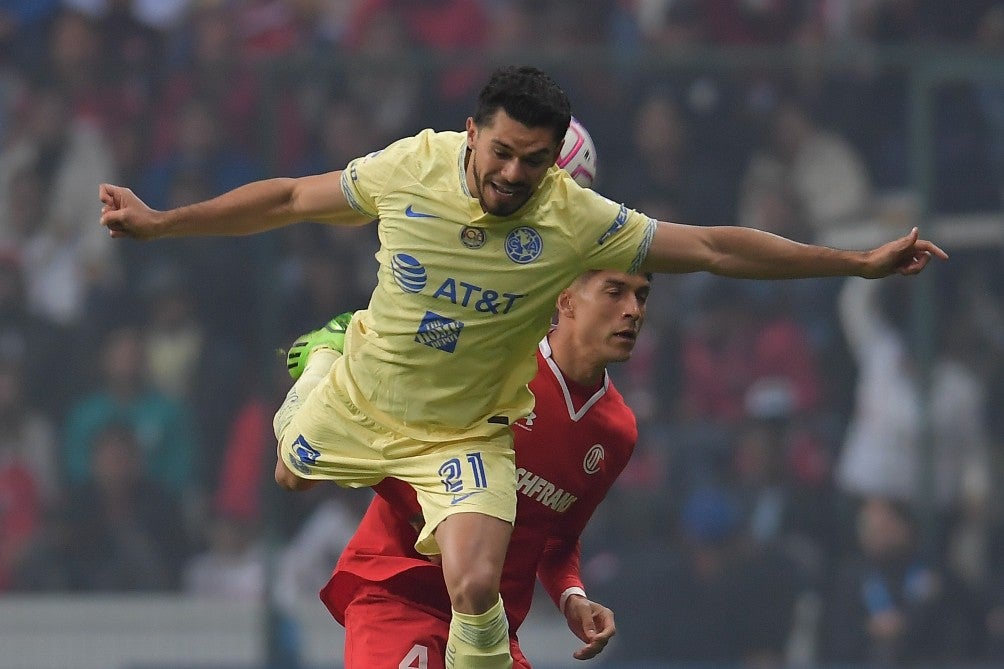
[
  {"xmin": 470, "ymin": 151, "xmax": 529, "ymax": 217},
  {"xmin": 470, "ymin": 152, "xmax": 489, "ymax": 213}
]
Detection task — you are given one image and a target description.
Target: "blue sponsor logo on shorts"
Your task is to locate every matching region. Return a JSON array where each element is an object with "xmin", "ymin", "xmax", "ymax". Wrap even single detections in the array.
[
  {"xmin": 289, "ymin": 434, "xmax": 320, "ymax": 474},
  {"xmin": 415, "ymin": 311, "xmax": 464, "ymax": 353}
]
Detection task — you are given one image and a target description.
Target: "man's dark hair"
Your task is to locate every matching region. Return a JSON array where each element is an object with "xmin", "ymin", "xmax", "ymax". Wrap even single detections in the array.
[{"xmin": 473, "ymin": 66, "xmax": 572, "ymax": 144}]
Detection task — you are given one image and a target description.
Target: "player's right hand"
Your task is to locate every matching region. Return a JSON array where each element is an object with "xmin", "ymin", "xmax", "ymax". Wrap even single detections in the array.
[
  {"xmin": 99, "ymin": 183, "xmax": 162, "ymax": 240},
  {"xmin": 861, "ymin": 227, "xmax": 948, "ymax": 278},
  {"xmin": 563, "ymin": 595, "xmax": 615, "ymax": 660}
]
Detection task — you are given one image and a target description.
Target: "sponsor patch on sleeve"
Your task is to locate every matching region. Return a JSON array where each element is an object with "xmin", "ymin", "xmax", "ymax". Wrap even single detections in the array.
[{"xmin": 596, "ymin": 204, "xmax": 630, "ymax": 245}]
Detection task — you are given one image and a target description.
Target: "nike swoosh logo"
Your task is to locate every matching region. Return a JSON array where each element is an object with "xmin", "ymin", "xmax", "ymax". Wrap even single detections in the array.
[
  {"xmin": 405, "ymin": 205, "xmax": 439, "ymax": 219},
  {"xmin": 450, "ymin": 491, "xmax": 483, "ymax": 505}
]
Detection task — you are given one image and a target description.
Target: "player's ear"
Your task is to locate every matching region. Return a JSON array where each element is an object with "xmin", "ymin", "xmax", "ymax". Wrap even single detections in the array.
[
  {"xmin": 556, "ymin": 289, "xmax": 575, "ymax": 318},
  {"xmin": 465, "ymin": 117, "xmax": 477, "ymax": 150}
]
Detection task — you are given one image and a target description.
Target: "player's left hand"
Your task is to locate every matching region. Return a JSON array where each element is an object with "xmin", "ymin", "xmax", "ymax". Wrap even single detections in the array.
[
  {"xmin": 99, "ymin": 183, "xmax": 159, "ymax": 239},
  {"xmin": 563, "ymin": 595, "xmax": 615, "ymax": 660},
  {"xmin": 862, "ymin": 227, "xmax": 948, "ymax": 278}
]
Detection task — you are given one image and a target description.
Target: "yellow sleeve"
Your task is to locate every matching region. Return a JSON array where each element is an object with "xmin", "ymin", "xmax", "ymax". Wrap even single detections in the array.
[
  {"xmin": 339, "ymin": 133, "xmax": 426, "ymax": 219},
  {"xmin": 563, "ymin": 180, "xmax": 657, "ymax": 274}
]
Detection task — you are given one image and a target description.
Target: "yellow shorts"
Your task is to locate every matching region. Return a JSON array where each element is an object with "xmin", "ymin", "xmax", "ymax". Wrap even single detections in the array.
[{"xmin": 277, "ymin": 358, "xmax": 516, "ymax": 555}]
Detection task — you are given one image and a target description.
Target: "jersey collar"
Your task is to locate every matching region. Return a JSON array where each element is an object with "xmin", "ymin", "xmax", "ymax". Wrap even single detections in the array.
[
  {"xmin": 538, "ymin": 337, "xmax": 610, "ymax": 422},
  {"xmin": 457, "ymin": 138, "xmax": 472, "ymax": 198}
]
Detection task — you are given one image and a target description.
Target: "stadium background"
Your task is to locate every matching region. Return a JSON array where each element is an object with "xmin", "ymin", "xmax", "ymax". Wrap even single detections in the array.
[{"xmin": 1, "ymin": 1, "xmax": 1003, "ymax": 668}]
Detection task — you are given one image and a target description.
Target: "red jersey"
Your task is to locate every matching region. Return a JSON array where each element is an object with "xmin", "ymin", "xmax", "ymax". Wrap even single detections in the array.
[{"xmin": 320, "ymin": 337, "xmax": 637, "ymax": 635}]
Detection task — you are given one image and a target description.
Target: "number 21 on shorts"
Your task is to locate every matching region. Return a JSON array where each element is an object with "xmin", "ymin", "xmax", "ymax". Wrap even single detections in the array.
[{"xmin": 439, "ymin": 452, "xmax": 487, "ymax": 503}]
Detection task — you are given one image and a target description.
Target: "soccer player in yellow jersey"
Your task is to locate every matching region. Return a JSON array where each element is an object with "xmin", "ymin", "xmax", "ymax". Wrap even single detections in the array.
[{"xmin": 100, "ymin": 66, "xmax": 947, "ymax": 669}]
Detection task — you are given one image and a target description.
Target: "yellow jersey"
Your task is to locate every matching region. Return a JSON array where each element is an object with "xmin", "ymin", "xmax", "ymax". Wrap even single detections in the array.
[{"xmin": 337, "ymin": 129, "xmax": 655, "ymax": 439}]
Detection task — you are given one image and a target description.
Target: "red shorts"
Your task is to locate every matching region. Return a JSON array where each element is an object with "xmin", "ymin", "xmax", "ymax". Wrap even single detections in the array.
[{"xmin": 342, "ymin": 587, "xmax": 530, "ymax": 668}]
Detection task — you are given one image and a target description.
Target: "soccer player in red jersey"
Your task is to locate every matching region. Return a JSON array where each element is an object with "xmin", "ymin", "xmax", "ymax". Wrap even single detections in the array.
[{"xmin": 320, "ymin": 268, "xmax": 650, "ymax": 668}]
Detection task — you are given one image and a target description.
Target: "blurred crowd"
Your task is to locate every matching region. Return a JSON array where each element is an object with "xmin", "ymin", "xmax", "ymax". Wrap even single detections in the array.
[{"xmin": 1, "ymin": 1, "xmax": 1004, "ymax": 667}]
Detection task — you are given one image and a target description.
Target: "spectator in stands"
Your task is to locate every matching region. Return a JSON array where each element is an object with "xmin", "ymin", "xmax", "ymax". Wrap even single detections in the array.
[
  {"xmin": 0, "ymin": 249, "xmax": 67, "ymax": 416},
  {"xmin": 277, "ymin": 238, "xmax": 376, "ymax": 342},
  {"xmin": 14, "ymin": 421, "xmax": 190, "ymax": 591},
  {"xmin": 0, "ymin": 356, "xmax": 50, "ymax": 591},
  {"xmin": 703, "ymin": 0, "xmax": 802, "ymax": 45},
  {"xmin": 982, "ymin": 567, "xmax": 1004, "ymax": 662},
  {"xmin": 606, "ymin": 88, "xmax": 729, "ymax": 227},
  {"xmin": 0, "ymin": 79, "xmax": 120, "ymax": 327},
  {"xmin": 344, "ymin": 0, "xmax": 490, "ymax": 105},
  {"xmin": 140, "ymin": 268, "xmax": 204, "ymax": 404},
  {"xmin": 139, "ymin": 96, "xmax": 261, "ymax": 211},
  {"xmin": 623, "ymin": 0, "xmax": 704, "ymax": 48},
  {"xmin": 53, "ymin": 2, "xmax": 174, "ymax": 135},
  {"xmin": 138, "ymin": 126, "xmax": 263, "ymax": 348},
  {"xmin": 201, "ymin": 358, "xmax": 366, "ymax": 605},
  {"xmin": 0, "ymin": 1, "xmax": 61, "ymax": 69},
  {"xmin": 61, "ymin": 324, "xmax": 199, "ymax": 502},
  {"xmin": 677, "ymin": 279, "xmax": 823, "ymax": 426},
  {"xmin": 150, "ymin": 2, "xmax": 282, "ymax": 166},
  {"xmin": 598, "ymin": 484, "xmax": 799, "ymax": 666},
  {"xmin": 294, "ymin": 98, "xmax": 381, "ymax": 177},
  {"xmin": 44, "ymin": 8, "xmax": 109, "ymax": 127},
  {"xmin": 212, "ymin": 358, "xmax": 298, "ymax": 531},
  {"xmin": 732, "ymin": 386, "xmax": 833, "ymax": 567},
  {"xmin": 0, "ymin": 450, "xmax": 41, "ymax": 591},
  {"xmin": 835, "ymin": 276, "xmax": 992, "ymax": 544},
  {"xmin": 338, "ymin": 5, "xmax": 424, "ymax": 141},
  {"xmin": 273, "ymin": 486, "xmax": 368, "ymax": 613},
  {"xmin": 821, "ymin": 496, "xmax": 979, "ymax": 665},
  {"xmin": 0, "ymin": 356, "xmax": 58, "ymax": 506},
  {"xmin": 64, "ymin": 421, "xmax": 189, "ymax": 590},
  {"xmin": 738, "ymin": 96, "xmax": 872, "ymax": 242},
  {"xmin": 182, "ymin": 509, "xmax": 264, "ymax": 600}
]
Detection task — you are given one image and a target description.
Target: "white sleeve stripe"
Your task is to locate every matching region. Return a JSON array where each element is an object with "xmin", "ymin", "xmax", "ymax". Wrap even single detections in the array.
[
  {"xmin": 628, "ymin": 217, "xmax": 657, "ymax": 274},
  {"xmin": 559, "ymin": 587, "xmax": 587, "ymax": 614},
  {"xmin": 339, "ymin": 168, "xmax": 377, "ymax": 218}
]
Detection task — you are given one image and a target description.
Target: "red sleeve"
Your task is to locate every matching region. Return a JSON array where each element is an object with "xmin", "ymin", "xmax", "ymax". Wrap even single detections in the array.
[{"xmin": 537, "ymin": 536, "xmax": 584, "ymax": 612}]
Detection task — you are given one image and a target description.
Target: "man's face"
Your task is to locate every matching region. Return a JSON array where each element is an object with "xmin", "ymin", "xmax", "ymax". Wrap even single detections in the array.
[
  {"xmin": 559, "ymin": 271, "xmax": 651, "ymax": 364},
  {"xmin": 465, "ymin": 109, "xmax": 560, "ymax": 217}
]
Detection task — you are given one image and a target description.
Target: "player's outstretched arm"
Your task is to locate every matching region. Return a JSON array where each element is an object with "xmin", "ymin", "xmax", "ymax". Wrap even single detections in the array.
[
  {"xmin": 640, "ymin": 223, "xmax": 948, "ymax": 279},
  {"xmin": 99, "ymin": 172, "xmax": 371, "ymax": 240},
  {"xmin": 563, "ymin": 594, "xmax": 615, "ymax": 661}
]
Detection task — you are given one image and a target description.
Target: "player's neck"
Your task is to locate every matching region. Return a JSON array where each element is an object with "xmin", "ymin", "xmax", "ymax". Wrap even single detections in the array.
[{"xmin": 546, "ymin": 333, "xmax": 605, "ymax": 389}]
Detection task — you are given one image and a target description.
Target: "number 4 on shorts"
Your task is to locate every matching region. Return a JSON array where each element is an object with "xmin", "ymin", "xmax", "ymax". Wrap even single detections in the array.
[{"xmin": 400, "ymin": 644, "xmax": 428, "ymax": 669}]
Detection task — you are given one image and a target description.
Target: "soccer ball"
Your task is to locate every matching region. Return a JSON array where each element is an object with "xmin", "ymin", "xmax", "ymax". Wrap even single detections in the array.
[{"xmin": 557, "ymin": 116, "xmax": 597, "ymax": 188}]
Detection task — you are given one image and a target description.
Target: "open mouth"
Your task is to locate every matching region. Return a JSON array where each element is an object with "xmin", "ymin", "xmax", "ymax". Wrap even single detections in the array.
[
  {"xmin": 490, "ymin": 181, "xmax": 523, "ymax": 199},
  {"xmin": 613, "ymin": 330, "xmax": 637, "ymax": 342}
]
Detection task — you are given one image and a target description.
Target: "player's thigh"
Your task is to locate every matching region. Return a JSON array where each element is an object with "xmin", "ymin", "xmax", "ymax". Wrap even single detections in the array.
[
  {"xmin": 343, "ymin": 592, "xmax": 449, "ymax": 669},
  {"xmin": 388, "ymin": 429, "xmax": 517, "ymax": 556},
  {"xmin": 277, "ymin": 372, "xmax": 387, "ymax": 487}
]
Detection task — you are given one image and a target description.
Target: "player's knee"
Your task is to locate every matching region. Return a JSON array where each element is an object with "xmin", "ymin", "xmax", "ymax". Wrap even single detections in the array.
[{"xmin": 446, "ymin": 563, "xmax": 501, "ymax": 613}]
